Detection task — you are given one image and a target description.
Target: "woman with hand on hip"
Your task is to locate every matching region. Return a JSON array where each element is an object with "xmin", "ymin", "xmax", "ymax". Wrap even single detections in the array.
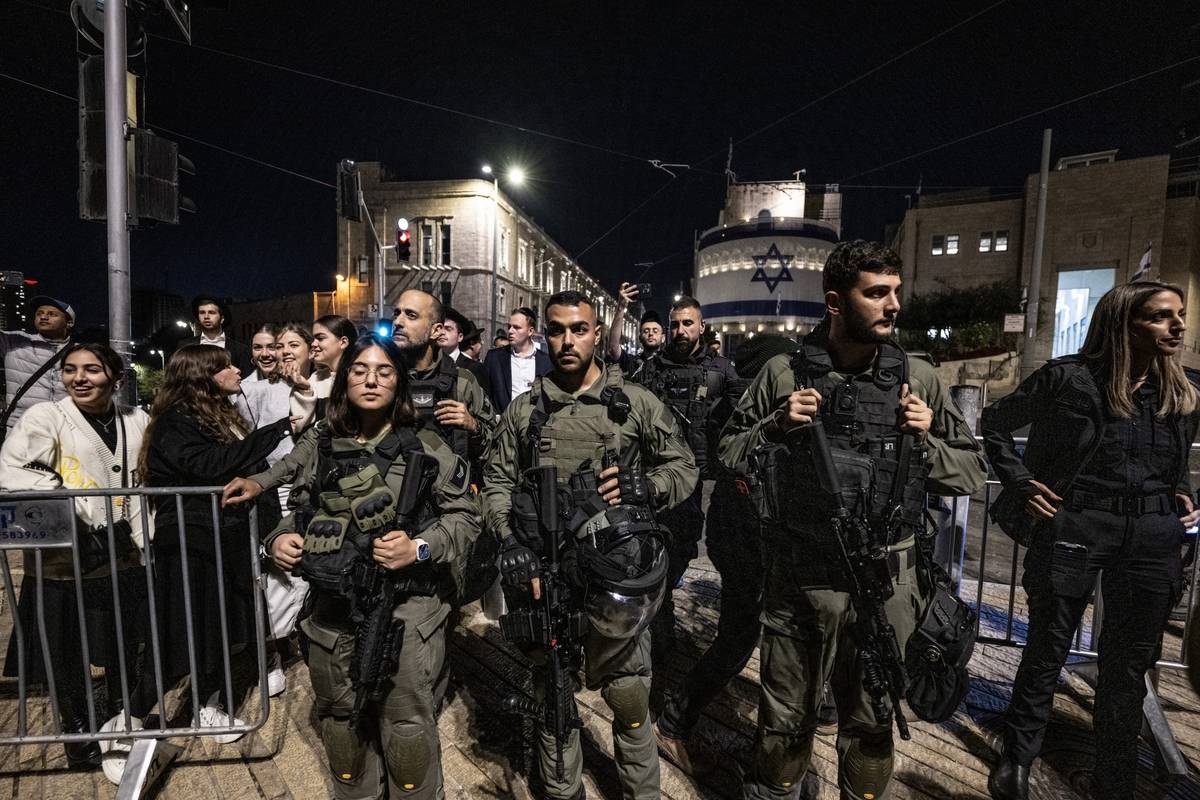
[{"xmin": 984, "ymin": 281, "xmax": 1200, "ymax": 800}]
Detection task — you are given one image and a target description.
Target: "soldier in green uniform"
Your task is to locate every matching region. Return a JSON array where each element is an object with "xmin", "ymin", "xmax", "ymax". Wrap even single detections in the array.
[
  {"xmin": 264, "ymin": 333, "xmax": 480, "ymax": 800},
  {"xmin": 720, "ymin": 241, "xmax": 986, "ymax": 800},
  {"xmin": 483, "ymin": 290, "xmax": 697, "ymax": 800}
]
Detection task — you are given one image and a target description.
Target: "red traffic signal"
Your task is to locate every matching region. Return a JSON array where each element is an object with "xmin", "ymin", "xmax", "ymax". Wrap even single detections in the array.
[{"xmin": 396, "ymin": 218, "xmax": 411, "ymax": 262}]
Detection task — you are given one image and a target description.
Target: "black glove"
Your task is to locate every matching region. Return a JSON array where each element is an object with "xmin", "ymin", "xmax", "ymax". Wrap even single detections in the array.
[
  {"xmin": 616, "ymin": 465, "xmax": 651, "ymax": 508},
  {"xmin": 499, "ymin": 538, "xmax": 540, "ymax": 590}
]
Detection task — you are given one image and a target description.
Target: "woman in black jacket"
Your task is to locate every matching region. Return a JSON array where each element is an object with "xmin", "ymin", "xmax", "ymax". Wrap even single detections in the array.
[
  {"xmin": 983, "ymin": 281, "xmax": 1200, "ymax": 800},
  {"xmin": 135, "ymin": 344, "xmax": 291, "ymax": 743}
]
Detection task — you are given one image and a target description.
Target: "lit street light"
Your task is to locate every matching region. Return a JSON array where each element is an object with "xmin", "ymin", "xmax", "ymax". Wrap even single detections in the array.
[
  {"xmin": 508, "ymin": 167, "xmax": 526, "ymax": 185},
  {"xmin": 149, "ymin": 348, "xmax": 165, "ymax": 369}
]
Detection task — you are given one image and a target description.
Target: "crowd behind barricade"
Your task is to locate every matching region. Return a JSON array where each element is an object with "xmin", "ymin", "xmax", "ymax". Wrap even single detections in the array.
[{"xmin": 0, "ymin": 242, "xmax": 1196, "ymax": 800}]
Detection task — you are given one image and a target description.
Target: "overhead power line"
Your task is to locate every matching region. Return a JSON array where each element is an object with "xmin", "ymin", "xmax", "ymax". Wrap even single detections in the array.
[
  {"xmin": 839, "ymin": 53, "xmax": 1200, "ymax": 181},
  {"xmin": 0, "ymin": 71, "xmax": 334, "ymax": 188},
  {"xmin": 695, "ymin": 0, "xmax": 1011, "ymax": 166},
  {"xmin": 9, "ymin": 0, "xmax": 698, "ymax": 174}
]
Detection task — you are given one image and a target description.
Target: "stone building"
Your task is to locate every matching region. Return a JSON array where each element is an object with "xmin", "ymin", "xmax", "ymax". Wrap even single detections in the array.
[
  {"xmin": 890, "ymin": 150, "xmax": 1200, "ymax": 368},
  {"xmin": 335, "ymin": 164, "xmax": 630, "ymax": 349},
  {"xmin": 693, "ymin": 179, "xmax": 843, "ymax": 355}
]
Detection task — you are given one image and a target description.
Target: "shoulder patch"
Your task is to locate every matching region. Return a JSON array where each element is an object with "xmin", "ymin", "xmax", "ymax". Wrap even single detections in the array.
[{"xmin": 449, "ymin": 455, "xmax": 470, "ymax": 492}]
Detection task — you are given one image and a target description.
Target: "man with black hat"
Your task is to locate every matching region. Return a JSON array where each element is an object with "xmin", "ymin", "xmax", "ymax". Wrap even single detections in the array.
[
  {"xmin": 181, "ymin": 295, "xmax": 253, "ymax": 375},
  {"xmin": 440, "ymin": 305, "xmax": 490, "ymax": 398},
  {"xmin": 1, "ymin": 295, "xmax": 75, "ymax": 436}
]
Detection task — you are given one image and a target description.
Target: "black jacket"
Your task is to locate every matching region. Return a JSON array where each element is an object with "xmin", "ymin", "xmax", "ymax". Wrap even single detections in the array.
[
  {"xmin": 982, "ymin": 355, "xmax": 1200, "ymax": 511},
  {"xmin": 146, "ymin": 410, "xmax": 289, "ymax": 554},
  {"xmin": 482, "ymin": 344, "xmax": 552, "ymax": 413},
  {"xmin": 454, "ymin": 352, "xmax": 491, "ymax": 400},
  {"xmin": 180, "ymin": 335, "xmax": 254, "ymax": 376}
]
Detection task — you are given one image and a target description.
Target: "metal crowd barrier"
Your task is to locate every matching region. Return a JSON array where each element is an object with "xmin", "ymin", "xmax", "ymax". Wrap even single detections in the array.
[
  {"xmin": 937, "ymin": 437, "xmax": 1200, "ymax": 672},
  {"xmin": 936, "ymin": 437, "xmax": 1200, "ymax": 778},
  {"xmin": 0, "ymin": 487, "xmax": 270, "ymax": 764}
]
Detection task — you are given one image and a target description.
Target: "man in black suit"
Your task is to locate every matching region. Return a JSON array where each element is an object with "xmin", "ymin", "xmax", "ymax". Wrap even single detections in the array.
[
  {"xmin": 481, "ymin": 306, "xmax": 551, "ymax": 413},
  {"xmin": 440, "ymin": 306, "xmax": 490, "ymax": 399},
  {"xmin": 180, "ymin": 295, "xmax": 253, "ymax": 375}
]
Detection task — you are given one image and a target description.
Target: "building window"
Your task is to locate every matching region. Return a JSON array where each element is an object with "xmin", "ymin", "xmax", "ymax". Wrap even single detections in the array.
[
  {"xmin": 946, "ymin": 234, "xmax": 959, "ymax": 255},
  {"xmin": 356, "ymin": 255, "xmax": 369, "ymax": 284},
  {"xmin": 995, "ymin": 230, "xmax": 1009, "ymax": 252},
  {"xmin": 979, "ymin": 232, "xmax": 993, "ymax": 253},
  {"xmin": 499, "ymin": 229, "xmax": 509, "ymax": 271},
  {"xmin": 518, "ymin": 242, "xmax": 528, "ymax": 282},
  {"xmin": 931, "ymin": 235, "xmax": 945, "ymax": 256},
  {"xmin": 440, "ymin": 224, "xmax": 451, "ymax": 266},
  {"xmin": 421, "ymin": 223, "xmax": 434, "ymax": 266}
]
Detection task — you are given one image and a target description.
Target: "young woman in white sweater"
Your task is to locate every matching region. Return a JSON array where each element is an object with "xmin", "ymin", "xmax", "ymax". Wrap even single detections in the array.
[{"xmin": 0, "ymin": 343, "xmax": 151, "ymax": 774}]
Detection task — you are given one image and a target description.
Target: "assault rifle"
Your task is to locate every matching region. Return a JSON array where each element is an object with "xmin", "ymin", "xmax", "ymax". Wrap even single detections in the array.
[
  {"xmin": 500, "ymin": 464, "xmax": 584, "ymax": 782},
  {"xmin": 806, "ymin": 423, "xmax": 912, "ymax": 741},
  {"xmin": 345, "ymin": 451, "xmax": 439, "ymax": 725}
]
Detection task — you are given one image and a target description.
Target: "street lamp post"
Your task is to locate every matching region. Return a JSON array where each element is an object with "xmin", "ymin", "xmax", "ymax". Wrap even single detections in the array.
[
  {"xmin": 482, "ymin": 164, "xmax": 524, "ymax": 350},
  {"xmin": 150, "ymin": 349, "xmax": 164, "ymax": 369}
]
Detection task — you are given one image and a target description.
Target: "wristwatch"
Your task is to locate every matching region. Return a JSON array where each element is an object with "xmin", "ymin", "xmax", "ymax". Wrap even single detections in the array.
[{"xmin": 414, "ymin": 538, "xmax": 431, "ymax": 562}]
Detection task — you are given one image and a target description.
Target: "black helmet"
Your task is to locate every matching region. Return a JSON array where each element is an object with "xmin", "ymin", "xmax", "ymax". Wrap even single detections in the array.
[{"xmin": 574, "ymin": 506, "xmax": 668, "ymax": 639}]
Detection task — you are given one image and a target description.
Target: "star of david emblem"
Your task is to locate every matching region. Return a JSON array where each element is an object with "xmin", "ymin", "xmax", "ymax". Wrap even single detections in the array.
[{"xmin": 750, "ymin": 243, "xmax": 794, "ymax": 293}]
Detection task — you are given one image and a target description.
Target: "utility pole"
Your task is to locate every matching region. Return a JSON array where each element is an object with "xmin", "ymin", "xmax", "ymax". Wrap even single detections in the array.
[
  {"xmin": 104, "ymin": 0, "xmax": 133, "ymax": 403},
  {"xmin": 1020, "ymin": 128, "xmax": 1052, "ymax": 381}
]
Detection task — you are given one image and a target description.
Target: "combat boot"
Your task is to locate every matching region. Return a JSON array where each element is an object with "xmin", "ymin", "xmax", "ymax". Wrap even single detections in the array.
[{"xmin": 987, "ymin": 754, "xmax": 1030, "ymax": 800}]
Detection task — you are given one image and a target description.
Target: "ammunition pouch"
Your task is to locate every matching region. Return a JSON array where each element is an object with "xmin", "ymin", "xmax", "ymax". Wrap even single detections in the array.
[{"xmin": 501, "ymin": 602, "xmax": 587, "ymax": 647}]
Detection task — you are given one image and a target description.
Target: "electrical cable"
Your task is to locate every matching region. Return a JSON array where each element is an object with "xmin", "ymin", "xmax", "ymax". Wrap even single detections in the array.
[
  {"xmin": 692, "ymin": 0, "xmax": 1011, "ymax": 167},
  {"xmin": 840, "ymin": 53, "xmax": 1200, "ymax": 181},
  {"xmin": 0, "ymin": 71, "xmax": 335, "ymax": 188}
]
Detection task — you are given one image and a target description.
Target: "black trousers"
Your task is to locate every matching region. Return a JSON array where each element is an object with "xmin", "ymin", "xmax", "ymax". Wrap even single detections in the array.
[
  {"xmin": 1004, "ymin": 506, "xmax": 1183, "ymax": 797},
  {"xmin": 659, "ymin": 478, "xmax": 763, "ymax": 739}
]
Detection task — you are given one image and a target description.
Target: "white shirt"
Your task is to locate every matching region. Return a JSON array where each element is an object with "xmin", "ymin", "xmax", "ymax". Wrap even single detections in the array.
[
  {"xmin": 445, "ymin": 347, "xmax": 462, "ymax": 362},
  {"xmin": 199, "ymin": 331, "xmax": 227, "ymax": 348},
  {"xmin": 510, "ymin": 347, "xmax": 537, "ymax": 401}
]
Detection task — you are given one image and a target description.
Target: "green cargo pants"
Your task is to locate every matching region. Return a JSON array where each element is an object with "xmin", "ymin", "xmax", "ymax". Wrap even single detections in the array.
[
  {"xmin": 534, "ymin": 626, "xmax": 661, "ymax": 800},
  {"xmin": 303, "ymin": 594, "xmax": 451, "ymax": 800},
  {"xmin": 743, "ymin": 538, "xmax": 923, "ymax": 800}
]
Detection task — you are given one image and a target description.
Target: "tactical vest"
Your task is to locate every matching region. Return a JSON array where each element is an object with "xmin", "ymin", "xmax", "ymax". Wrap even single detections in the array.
[
  {"xmin": 525, "ymin": 366, "xmax": 636, "ymax": 484},
  {"xmin": 408, "ymin": 355, "xmax": 469, "ymax": 460},
  {"xmin": 781, "ymin": 334, "xmax": 930, "ymax": 536},
  {"xmin": 300, "ymin": 425, "xmax": 441, "ymax": 595},
  {"xmin": 633, "ymin": 352, "xmax": 726, "ymax": 473}
]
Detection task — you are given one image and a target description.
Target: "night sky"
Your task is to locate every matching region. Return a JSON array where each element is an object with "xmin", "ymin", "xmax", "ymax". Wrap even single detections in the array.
[{"xmin": 2, "ymin": 0, "xmax": 1195, "ymax": 328}]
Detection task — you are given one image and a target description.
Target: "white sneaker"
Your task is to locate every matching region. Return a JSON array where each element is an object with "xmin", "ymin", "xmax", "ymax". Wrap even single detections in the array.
[
  {"xmin": 199, "ymin": 692, "xmax": 246, "ymax": 744},
  {"xmin": 98, "ymin": 712, "xmax": 144, "ymax": 785},
  {"xmin": 266, "ymin": 651, "xmax": 286, "ymax": 697}
]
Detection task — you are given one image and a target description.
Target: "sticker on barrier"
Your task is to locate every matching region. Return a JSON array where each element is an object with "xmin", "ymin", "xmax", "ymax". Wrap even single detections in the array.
[{"xmin": 0, "ymin": 498, "xmax": 75, "ymax": 549}]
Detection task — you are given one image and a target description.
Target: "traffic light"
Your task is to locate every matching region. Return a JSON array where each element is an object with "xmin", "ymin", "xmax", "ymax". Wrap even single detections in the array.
[
  {"xmin": 396, "ymin": 218, "xmax": 411, "ymax": 262},
  {"xmin": 337, "ymin": 159, "xmax": 362, "ymax": 221},
  {"xmin": 132, "ymin": 129, "xmax": 195, "ymax": 225}
]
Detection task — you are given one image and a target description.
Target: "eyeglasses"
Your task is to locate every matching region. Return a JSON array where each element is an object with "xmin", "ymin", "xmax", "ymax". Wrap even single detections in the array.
[{"xmin": 348, "ymin": 364, "xmax": 398, "ymax": 383}]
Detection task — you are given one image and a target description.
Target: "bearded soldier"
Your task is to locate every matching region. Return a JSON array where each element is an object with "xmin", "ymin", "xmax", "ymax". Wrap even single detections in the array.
[
  {"xmin": 721, "ymin": 241, "xmax": 986, "ymax": 800},
  {"xmin": 484, "ymin": 290, "xmax": 697, "ymax": 800},
  {"xmin": 629, "ymin": 295, "xmax": 739, "ymax": 685}
]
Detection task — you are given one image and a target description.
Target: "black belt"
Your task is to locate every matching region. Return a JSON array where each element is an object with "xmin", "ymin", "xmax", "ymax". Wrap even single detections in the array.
[{"xmin": 1066, "ymin": 489, "xmax": 1174, "ymax": 516}]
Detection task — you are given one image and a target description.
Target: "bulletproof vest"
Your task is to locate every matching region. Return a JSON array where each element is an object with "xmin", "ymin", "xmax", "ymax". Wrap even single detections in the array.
[
  {"xmin": 634, "ymin": 351, "xmax": 725, "ymax": 471},
  {"xmin": 408, "ymin": 355, "xmax": 469, "ymax": 460},
  {"xmin": 784, "ymin": 335, "xmax": 930, "ymax": 533},
  {"xmin": 526, "ymin": 367, "xmax": 635, "ymax": 486},
  {"xmin": 300, "ymin": 425, "xmax": 438, "ymax": 594}
]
